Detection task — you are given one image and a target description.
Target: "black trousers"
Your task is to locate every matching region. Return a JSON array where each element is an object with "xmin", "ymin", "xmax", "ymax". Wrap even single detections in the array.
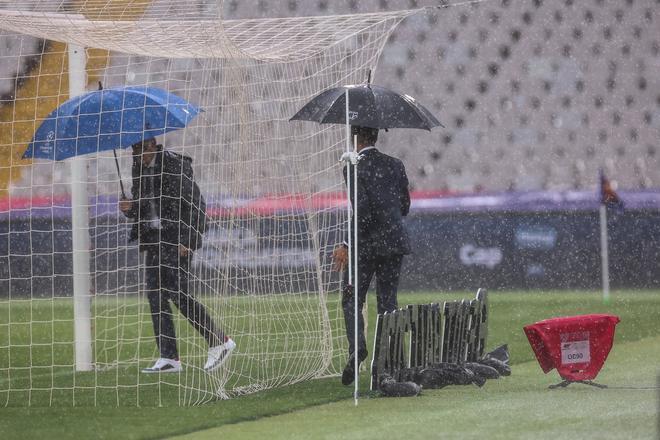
[
  {"xmin": 144, "ymin": 243, "xmax": 222, "ymax": 359},
  {"xmin": 342, "ymin": 253, "xmax": 404, "ymax": 357}
]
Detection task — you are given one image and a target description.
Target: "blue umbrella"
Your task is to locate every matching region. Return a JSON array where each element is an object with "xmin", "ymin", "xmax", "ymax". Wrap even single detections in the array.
[
  {"xmin": 23, "ymin": 85, "xmax": 201, "ymax": 161},
  {"xmin": 23, "ymin": 84, "xmax": 201, "ymax": 198}
]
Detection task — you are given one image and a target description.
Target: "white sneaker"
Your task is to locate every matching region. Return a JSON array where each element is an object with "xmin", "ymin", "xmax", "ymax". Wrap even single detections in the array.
[
  {"xmin": 141, "ymin": 358, "xmax": 182, "ymax": 374},
  {"xmin": 204, "ymin": 338, "xmax": 236, "ymax": 372}
]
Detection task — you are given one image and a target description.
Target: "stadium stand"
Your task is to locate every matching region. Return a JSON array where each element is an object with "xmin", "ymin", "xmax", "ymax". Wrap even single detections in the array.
[
  {"xmin": 3, "ymin": 0, "xmax": 658, "ymax": 197},
  {"xmin": 220, "ymin": 0, "xmax": 660, "ymax": 192}
]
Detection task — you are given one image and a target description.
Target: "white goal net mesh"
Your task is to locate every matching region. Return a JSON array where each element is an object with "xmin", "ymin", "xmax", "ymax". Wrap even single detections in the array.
[{"xmin": 0, "ymin": 0, "xmax": 414, "ymax": 406}]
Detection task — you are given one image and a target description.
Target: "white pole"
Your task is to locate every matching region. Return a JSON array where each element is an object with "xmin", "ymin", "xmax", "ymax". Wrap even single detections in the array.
[
  {"xmin": 352, "ymin": 133, "xmax": 359, "ymax": 406},
  {"xmin": 599, "ymin": 204, "xmax": 610, "ymax": 304},
  {"xmin": 340, "ymin": 90, "xmax": 360, "ymax": 404},
  {"xmin": 69, "ymin": 44, "xmax": 93, "ymax": 371},
  {"xmin": 345, "ymin": 90, "xmax": 352, "ymax": 289},
  {"xmin": 343, "ymin": 89, "xmax": 359, "ymax": 405}
]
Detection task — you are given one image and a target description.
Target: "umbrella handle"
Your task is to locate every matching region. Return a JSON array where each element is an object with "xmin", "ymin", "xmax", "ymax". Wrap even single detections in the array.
[{"xmin": 113, "ymin": 149, "xmax": 127, "ymax": 199}]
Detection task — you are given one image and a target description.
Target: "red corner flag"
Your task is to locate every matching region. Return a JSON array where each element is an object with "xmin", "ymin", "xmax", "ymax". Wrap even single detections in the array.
[{"xmin": 599, "ymin": 169, "xmax": 624, "ymax": 212}]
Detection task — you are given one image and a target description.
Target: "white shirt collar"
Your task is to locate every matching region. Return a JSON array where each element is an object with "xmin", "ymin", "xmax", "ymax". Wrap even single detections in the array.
[
  {"xmin": 146, "ymin": 154, "xmax": 157, "ymax": 169},
  {"xmin": 359, "ymin": 146, "xmax": 377, "ymax": 153}
]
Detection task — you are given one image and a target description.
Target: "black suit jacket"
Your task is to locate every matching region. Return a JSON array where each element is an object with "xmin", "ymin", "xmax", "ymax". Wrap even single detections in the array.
[
  {"xmin": 123, "ymin": 147, "xmax": 198, "ymax": 250},
  {"xmin": 343, "ymin": 147, "xmax": 411, "ymax": 257}
]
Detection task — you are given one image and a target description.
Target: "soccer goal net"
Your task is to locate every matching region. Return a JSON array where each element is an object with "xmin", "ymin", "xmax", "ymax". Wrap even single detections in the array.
[{"xmin": 0, "ymin": 0, "xmax": 415, "ymax": 406}]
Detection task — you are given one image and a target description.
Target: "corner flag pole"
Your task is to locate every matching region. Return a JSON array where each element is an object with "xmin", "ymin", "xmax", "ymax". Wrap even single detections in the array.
[
  {"xmin": 598, "ymin": 168, "xmax": 621, "ymax": 305},
  {"xmin": 599, "ymin": 203, "xmax": 610, "ymax": 304}
]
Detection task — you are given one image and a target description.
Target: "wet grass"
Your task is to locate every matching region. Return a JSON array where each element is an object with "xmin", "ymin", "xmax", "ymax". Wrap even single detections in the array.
[
  {"xmin": 181, "ymin": 335, "xmax": 660, "ymax": 440},
  {"xmin": 2, "ymin": 289, "xmax": 659, "ymax": 439},
  {"xmin": 0, "ymin": 294, "xmax": 347, "ymax": 407}
]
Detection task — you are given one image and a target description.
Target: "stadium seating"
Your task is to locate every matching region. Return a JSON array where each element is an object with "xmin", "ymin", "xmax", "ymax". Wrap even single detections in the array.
[{"xmin": 6, "ymin": 0, "xmax": 659, "ymax": 195}]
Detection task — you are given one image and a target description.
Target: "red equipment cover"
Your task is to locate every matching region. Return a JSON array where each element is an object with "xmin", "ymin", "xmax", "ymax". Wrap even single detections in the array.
[{"xmin": 524, "ymin": 314, "xmax": 620, "ymax": 381}]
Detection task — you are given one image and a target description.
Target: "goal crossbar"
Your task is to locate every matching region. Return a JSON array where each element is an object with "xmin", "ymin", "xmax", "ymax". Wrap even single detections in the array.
[{"xmin": 0, "ymin": 9, "xmax": 418, "ymax": 60}]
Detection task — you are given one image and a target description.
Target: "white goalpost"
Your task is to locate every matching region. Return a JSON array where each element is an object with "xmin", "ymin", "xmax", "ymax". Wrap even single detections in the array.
[
  {"xmin": 0, "ymin": 0, "xmax": 418, "ymax": 406},
  {"xmin": 68, "ymin": 43, "xmax": 94, "ymax": 372}
]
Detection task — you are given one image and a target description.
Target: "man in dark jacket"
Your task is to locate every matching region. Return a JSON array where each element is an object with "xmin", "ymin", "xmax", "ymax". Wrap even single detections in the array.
[
  {"xmin": 333, "ymin": 126, "xmax": 411, "ymax": 385},
  {"xmin": 119, "ymin": 137, "xmax": 235, "ymax": 373}
]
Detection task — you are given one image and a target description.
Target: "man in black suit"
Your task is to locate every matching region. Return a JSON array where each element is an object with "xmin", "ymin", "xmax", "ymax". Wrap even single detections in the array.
[
  {"xmin": 333, "ymin": 126, "xmax": 411, "ymax": 385},
  {"xmin": 119, "ymin": 137, "xmax": 235, "ymax": 373}
]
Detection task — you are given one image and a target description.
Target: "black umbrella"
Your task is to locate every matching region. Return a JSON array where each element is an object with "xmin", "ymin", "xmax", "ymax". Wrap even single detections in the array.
[{"xmin": 290, "ymin": 83, "xmax": 443, "ymax": 130}]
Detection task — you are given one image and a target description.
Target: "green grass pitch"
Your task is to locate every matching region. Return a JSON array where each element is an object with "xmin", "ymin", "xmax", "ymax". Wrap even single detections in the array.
[{"xmin": 2, "ymin": 290, "xmax": 659, "ymax": 439}]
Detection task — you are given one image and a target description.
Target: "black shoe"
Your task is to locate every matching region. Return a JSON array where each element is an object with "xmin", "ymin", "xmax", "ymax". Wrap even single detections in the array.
[{"xmin": 341, "ymin": 350, "xmax": 368, "ymax": 386}]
